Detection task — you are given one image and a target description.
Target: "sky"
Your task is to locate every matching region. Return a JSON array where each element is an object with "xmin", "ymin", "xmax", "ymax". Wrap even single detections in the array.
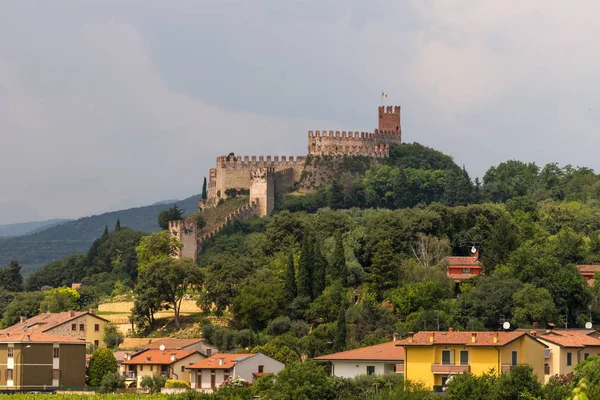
[{"xmin": 2, "ymin": 0, "xmax": 600, "ymax": 224}]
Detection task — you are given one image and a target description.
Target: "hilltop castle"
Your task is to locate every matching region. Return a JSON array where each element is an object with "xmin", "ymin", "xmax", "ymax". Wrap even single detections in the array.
[{"xmin": 169, "ymin": 106, "xmax": 401, "ymax": 260}]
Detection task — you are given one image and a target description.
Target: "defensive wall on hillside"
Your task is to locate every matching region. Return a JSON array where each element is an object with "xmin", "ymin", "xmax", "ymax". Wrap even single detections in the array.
[{"xmin": 170, "ymin": 105, "xmax": 402, "ymax": 261}]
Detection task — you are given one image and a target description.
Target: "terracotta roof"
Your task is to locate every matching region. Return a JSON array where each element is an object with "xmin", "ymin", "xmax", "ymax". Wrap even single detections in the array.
[
  {"xmin": 314, "ymin": 341, "xmax": 404, "ymax": 362},
  {"xmin": 122, "ymin": 349, "xmax": 198, "ymax": 365},
  {"xmin": 445, "ymin": 255, "xmax": 481, "ymax": 267},
  {"xmin": 0, "ymin": 330, "xmax": 86, "ymax": 344},
  {"xmin": 397, "ymin": 331, "xmax": 543, "ymax": 347},
  {"xmin": 187, "ymin": 353, "xmax": 254, "ymax": 370},
  {"xmin": 576, "ymin": 265, "xmax": 600, "ymax": 273},
  {"xmin": 144, "ymin": 338, "xmax": 204, "ymax": 350},
  {"xmin": 538, "ymin": 330, "xmax": 600, "ymax": 348},
  {"xmin": 2, "ymin": 311, "xmax": 107, "ymax": 334}
]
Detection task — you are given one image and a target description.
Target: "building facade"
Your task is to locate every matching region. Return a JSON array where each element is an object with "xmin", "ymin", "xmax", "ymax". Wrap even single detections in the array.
[
  {"xmin": 122, "ymin": 349, "xmax": 205, "ymax": 387},
  {"xmin": 537, "ymin": 330, "xmax": 600, "ymax": 381},
  {"xmin": 445, "ymin": 250, "xmax": 484, "ymax": 283},
  {"xmin": 315, "ymin": 341, "xmax": 404, "ymax": 378}
]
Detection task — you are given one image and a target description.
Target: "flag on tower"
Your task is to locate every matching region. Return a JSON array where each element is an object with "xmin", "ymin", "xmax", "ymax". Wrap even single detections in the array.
[{"xmin": 381, "ymin": 90, "xmax": 388, "ymax": 98}]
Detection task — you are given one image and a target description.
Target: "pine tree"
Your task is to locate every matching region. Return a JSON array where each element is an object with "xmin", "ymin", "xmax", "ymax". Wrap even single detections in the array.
[
  {"xmin": 332, "ymin": 231, "xmax": 347, "ymax": 286},
  {"xmin": 115, "ymin": 219, "xmax": 121, "ymax": 231},
  {"xmin": 202, "ymin": 177, "xmax": 208, "ymax": 200},
  {"xmin": 368, "ymin": 239, "xmax": 398, "ymax": 301},
  {"xmin": 297, "ymin": 233, "xmax": 314, "ymax": 299},
  {"xmin": 284, "ymin": 251, "xmax": 297, "ymax": 303},
  {"xmin": 333, "ymin": 303, "xmax": 347, "ymax": 352},
  {"xmin": 102, "ymin": 225, "xmax": 109, "ymax": 238},
  {"xmin": 312, "ymin": 240, "xmax": 327, "ymax": 300}
]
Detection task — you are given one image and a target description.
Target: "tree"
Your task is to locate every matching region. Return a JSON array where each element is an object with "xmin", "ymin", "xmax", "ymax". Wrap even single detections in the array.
[
  {"xmin": 573, "ymin": 355, "xmax": 600, "ymax": 399},
  {"xmin": 0, "ymin": 261, "xmax": 23, "ymax": 292},
  {"xmin": 202, "ymin": 177, "xmax": 208, "ymax": 200},
  {"xmin": 333, "ymin": 303, "xmax": 347, "ymax": 352},
  {"xmin": 100, "ymin": 371, "xmax": 125, "ymax": 393},
  {"xmin": 482, "ymin": 214, "xmax": 519, "ymax": 272},
  {"xmin": 332, "ymin": 231, "xmax": 347, "ymax": 285},
  {"xmin": 411, "ymin": 234, "xmax": 450, "ymax": 269},
  {"xmin": 482, "ymin": 160, "xmax": 540, "ymax": 202},
  {"xmin": 0, "ymin": 292, "xmax": 44, "ymax": 328},
  {"xmin": 512, "ymin": 284, "xmax": 559, "ymax": 327},
  {"xmin": 157, "ymin": 205, "xmax": 184, "ymax": 230},
  {"xmin": 140, "ymin": 375, "xmax": 167, "ymax": 393},
  {"xmin": 492, "ymin": 364, "xmax": 543, "ymax": 400},
  {"xmin": 312, "ymin": 241, "xmax": 327, "ymax": 300},
  {"xmin": 297, "ymin": 233, "xmax": 313, "ymax": 299},
  {"xmin": 264, "ymin": 360, "xmax": 335, "ymax": 400},
  {"xmin": 114, "ymin": 219, "xmax": 121, "ymax": 231},
  {"xmin": 284, "ymin": 251, "xmax": 297, "ymax": 304},
  {"xmin": 87, "ymin": 347, "xmax": 118, "ymax": 386},
  {"xmin": 367, "ymin": 239, "xmax": 399, "ymax": 301},
  {"xmin": 39, "ymin": 287, "xmax": 80, "ymax": 313},
  {"xmin": 446, "ymin": 372, "xmax": 497, "ymax": 400},
  {"xmin": 233, "ymin": 268, "xmax": 286, "ymax": 330},
  {"xmin": 103, "ymin": 323, "xmax": 124, "ymax": 349},
  {"xmin": 135, "ymin": 231, "xmax": 182, "ymax": 271}
]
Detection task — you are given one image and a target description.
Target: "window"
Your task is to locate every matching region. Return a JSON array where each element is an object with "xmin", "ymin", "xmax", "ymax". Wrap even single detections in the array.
[
  {"xmin": 585, "ymin": 353, "xmax": 590, "ymax": 360},
  {"xmin": 567, "ymin": 352, "xmax": 572, "ymax": 366},
  {"xmin": 94, "ymin": 340, "xmax": 99, "ymax": 347},
  {"xmin": 258, "ymin": 365, "xmax": 264, "ymax": 373},
  {"xmin": 181, "ymin": 366, "xmax": 185, "ymax": 373},
  {"xmin": 512, "ymin": 351, "xmax": 518, "ymax": 366},
  {"xmin": 460, "ymin": 350, "xmax": 469, "ymax": 366},
  {"xmin": 94, "ymin": 324, "xmax": 100, "ymax": 332},
  {"xmin": 366, "ymin": 366, "xmax": 375, "ymax": 375},
  {"xmin": 441, "ymin": 376, "xmax": 449, "ymax": 387},
  {"xmin": 53, "ymin": 347, "xmax": 60, "ymax": 358},
  {"xmin": 442, "ymin": 350, "xmax": 452, "ymax": 365},
  {"xmin": 80, "ymin": 324, "xmax": 84, "ymax": 331},
  {"xmin": 206, "ymin": 349, "xmax": 212, "ymax": 357},
  {"xmin": 545, "ymin": 363, "xmax": 550, "ymax": 375},
  {"xmin": 6, "ymin": 369, "xmax": 13, "ymax": 380},
  {"xmin": 462, "ymin": 268, "xmax": 471, "ymax": 274},
  {"xmin": 140, "ymin": 365, "xmax": 144, "ymax": 371},
  {"xmin": 53, "ymin": 369, "xmax": 60, "ymax": 380},
  {"xmin": 150, "ymin": 365, "xmax": 153, "ymax": 372},
  {"xmin": 71, "ymin": 324, "xmax": 77, "ymax": 331},
  {"xmin": 7, "ymin": 347, "xmax": 13, "ymax": 358}
]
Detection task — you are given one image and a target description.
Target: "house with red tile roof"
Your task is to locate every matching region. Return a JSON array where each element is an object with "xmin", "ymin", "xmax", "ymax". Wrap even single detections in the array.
[
  {"xmin": 187, "ymin": 353, "xmax": 284, "ymax": 391},
  {"xmin": 445, "ymin": 248, "xmax": 484, "ymax": 283},
  {"xmin": 122, "ymin": 349, "xmax": 205, "ymax": 387},
  {"xmin": 575, "ymin": 265, "xmax": 600, "ymax": 286},
  {"xmin": 537, "ymin": 330, "xmax": 600, "ymax": 381},
  {"xmin": 396, "ymin": 329, "xmax": 546, "ymax": 390},
  {"xmin": 118, "ymin": 337, "xmax": 218, "ymax": 357},
  {"xmin": 314, "ymin": 341, "xmax": 404, "ymax": 378}
]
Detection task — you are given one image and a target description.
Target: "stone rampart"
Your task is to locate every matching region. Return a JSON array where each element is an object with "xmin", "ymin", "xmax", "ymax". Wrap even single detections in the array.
[{"xmin": 168, "ymin": 219, "xmax": 198, "ymax": 261}]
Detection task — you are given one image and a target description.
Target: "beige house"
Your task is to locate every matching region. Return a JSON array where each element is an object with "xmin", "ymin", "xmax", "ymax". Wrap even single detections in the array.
[
  {"xmin": 187, "ymin": 353, "xmax": 284, "ymax": 391},
  {"xmin": 537, "ymin": 330, "xmax": 600, "ymax": 381},
  {"xmin": 119, "ymin": 337, "xmax": 218, "ymax": 357},
  {"xmin": 2, "ymin": 311, "xmax": 109, "ymax": 348},
  {"xmin": 0, "ymin": 329, "xmax": 86, "ymax": 390},
  {"xmin": 122, "ymin": 349, "xmax": 205, "ymax": 387}
]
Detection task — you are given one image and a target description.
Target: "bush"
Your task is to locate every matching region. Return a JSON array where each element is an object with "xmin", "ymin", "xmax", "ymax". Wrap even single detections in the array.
[
  {"xmin": 290, "ymin": 320, "xmax": 310, "ymax": 338},
  {"xmin": 87, "ymin": 347, "xmax": 118, "ymax": 386},
  {"xmin": 103, "ymin": 323, "xmax": 124, "ymax": 349},
  {"xmin": 100, "ymin": 371, "xmax": 125, "ymax": 393},
  {"xmin": 140, "ymin": 375, "xmax": 167, "ymax": 393},
  {"xmin": 267, "ymin": 316, "xmax": 292, "ymax": 335},
  {"xmin": 165, "ymin": 379, "xmax": 191, "ymax": 389}
]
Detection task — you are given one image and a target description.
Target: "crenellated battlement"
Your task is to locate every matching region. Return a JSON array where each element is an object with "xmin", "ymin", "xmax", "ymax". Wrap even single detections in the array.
[
  {"xmin": 308, "ymin": 129, "xmax": 401, "ymax": 140},
  {"xmin": 216, "ymin": 155, "xmax": 306, "ymax": 170}
]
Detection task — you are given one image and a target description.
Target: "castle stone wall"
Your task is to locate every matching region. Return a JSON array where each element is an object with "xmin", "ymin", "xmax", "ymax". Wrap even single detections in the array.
[
  {"xmin": 250, "ymin": 167, "xmax": 275, "ymax": 217},
  {"xmin": 168, "ymin": 219, "xmax": 198, "ymax": 261},
  {"xmin": 378, "ymin": 106, "xmax": 401, "ymax": 132},
  {"xmin": 274, "ymin": 168, "xmax": 294, "ymax": 194}
]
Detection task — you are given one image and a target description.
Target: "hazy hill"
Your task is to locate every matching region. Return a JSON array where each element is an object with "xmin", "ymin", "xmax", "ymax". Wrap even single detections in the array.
[
  {"xmin": 0, "ymin": 219, "xmax": 71, "ymax": 238},
  {"xmin": 0, "ymin": 194, "xmax": 200, "ymax": 274}
]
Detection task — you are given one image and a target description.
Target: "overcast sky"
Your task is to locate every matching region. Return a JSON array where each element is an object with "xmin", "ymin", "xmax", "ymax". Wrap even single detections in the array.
[{"xmin": 2, "ymin": 0, "xmax": 600, "ymax": 224}]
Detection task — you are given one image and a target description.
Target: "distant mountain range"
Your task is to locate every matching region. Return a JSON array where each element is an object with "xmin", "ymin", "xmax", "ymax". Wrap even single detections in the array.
[
  {"xmin": 0, "ymin": 219, "xmax": 71, "ymax": 238},
  {"xmin": 0, "ymin": 194, "xmax": 200, "ymax": 275}
]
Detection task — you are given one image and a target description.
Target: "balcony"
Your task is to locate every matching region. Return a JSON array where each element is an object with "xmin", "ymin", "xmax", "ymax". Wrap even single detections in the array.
[
  {"xmin": 431, "ymin": 364, "xmax": 470, "ymax": 374},
  {"xmin": 501, "ymin": 365, "xmax": 515, "ymax": 373},
  {"xmin": 123, "ymin": 371, "xmax": 136, "ymax": 379}
]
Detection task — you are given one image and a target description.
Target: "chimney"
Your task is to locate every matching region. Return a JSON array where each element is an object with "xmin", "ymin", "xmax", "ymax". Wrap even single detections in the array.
[
  {"xmin": 448, "ymin": 327, "xmax": 454, "ymax": 332},
  {"xmin": 429, "ymin": 333, "xmax": 435, "ymax": 343},
  {"xmin": 20, "ymin": 316, "xmax": 26, "ymax": 324},
  {"xmin": 171, "ymin": 353, "xmax": 177, "ymax": 362},
  {"xmin": 408, "ymin": 332, "xmax": 414, "ymax": 343},
  {"xmin": 26, "ymin": 335, "xmax": 31, "ymax": 341},
  {"xmin": 393, "ymin": 333, "xmax": 399, "ymax": 342},
  {"xmin": 219, "ymin": 358, "xmax": 225, "ymax": 366},
  {"xmin": 89, "ymin": 309, "xmax": 95, "ymax": 315},
  {"xmin": 493, "ymin": 332, "xmax": 499, "ymax": 343},
  {"xmin": 69, "ymin": 310, "xmax": 75, "ymax": 317},
  {"xmin": 532, "ymin": 321, "xmax": 539, "ymax": 329},
  {"xmin": 471, "ymin": 333, "xmax": 477, "ymax": 343},
  {"xmin": 529, "ymin": 331, "xmax": 537, "ymax": 337}
]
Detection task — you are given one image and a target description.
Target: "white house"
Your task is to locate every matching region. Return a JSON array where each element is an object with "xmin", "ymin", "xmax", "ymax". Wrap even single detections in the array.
[
  {"xmin": 314, "ymin": 341, "xmax": 405, "ymax": 378},
  {"xmin": 187, "ymin": 353, "xmax": 284, "ymax": 391}
]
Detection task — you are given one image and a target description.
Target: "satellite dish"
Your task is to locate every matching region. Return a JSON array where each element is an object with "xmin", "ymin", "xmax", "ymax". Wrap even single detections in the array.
[
  {"xmin": 159, "ymin": 344, "xmax": 166, "ymax": 351},
  {"xmin": 503, "ymin": 321, "xmax": 511, "ymax": 330},
  {"xmin": 586, "ymin": 322, "xmax": 593, "ymax": 329},
  {"xmin": 471, "ymin": 246, "xmax": 477, "ymax": 254}
]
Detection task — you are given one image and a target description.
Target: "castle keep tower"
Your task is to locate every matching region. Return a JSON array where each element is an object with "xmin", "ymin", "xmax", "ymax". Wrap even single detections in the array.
[
  {"xmin": 250, "ymin": 167, "xmax": 275, "ymax": 217},
  {"xmin": 378, "ymin": 105, "xmax": 401, "ymax": 132}
]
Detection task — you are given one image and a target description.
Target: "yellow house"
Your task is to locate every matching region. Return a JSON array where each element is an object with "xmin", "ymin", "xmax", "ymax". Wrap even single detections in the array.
[
  {"xmin": 396, "ymin": 329, "xmax": 546, "ymax": 390},
  {"xmin": 122, "ymin": 349, "xmax": 205, "ymax": 387},
  {"xmin": 2, "ymin": 311, "xmax": 109, "ymax": 348},
  {"xmin": 537, "ymin": 330, "xmax": 600, "ymax": 381}
]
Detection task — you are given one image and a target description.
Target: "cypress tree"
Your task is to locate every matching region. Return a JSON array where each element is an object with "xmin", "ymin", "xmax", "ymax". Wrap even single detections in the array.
[
  {"xmin": 333, "ymin": 303, "xmax": 347, "ymax": 352},
  {"xmin": 297, "ymin": 233, "xmax": 314, "ymax": 299},
  {"xmin": 202, "ymin": 177, "xmax": 208, "ymax": 200},
  {"xmin": 312, "ymin": 240, "xmax": 327, "ymax": 300},
  {"xmin": 102, "ymin": 225, "xmax": 109, "ymax": 238},
  {"xmin": 332, "ymin": 231, "xmax": 347, "ymax": 286},
  {"xmin": 284, "ymin": 251, "xmax": 297, "ymax": 303},
  {"xmin": 115, "ymin": 219, "xmax": 121, "ymax": 231},
  {"xmin": 368, "ymin": 239, "xmax": 398, "ymax": 301}
]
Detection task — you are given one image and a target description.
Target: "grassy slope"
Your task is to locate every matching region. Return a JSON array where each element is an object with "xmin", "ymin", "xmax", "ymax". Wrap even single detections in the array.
[{"xmin": 191, "ymin": 196, "xmax": 250, "ymax": 236}]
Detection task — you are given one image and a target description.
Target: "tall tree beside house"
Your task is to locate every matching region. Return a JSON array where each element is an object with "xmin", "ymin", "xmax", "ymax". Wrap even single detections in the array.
[
  {"xmin": 312, "ymin": 241, "xmax": 327, "ymax": 300},
  {"xmin": 284, "ymin": 251, "xmax": 297, "ymax": 303},
  {"xmin": 202, "ymin": 177, "xmax": 208, "ymax": 200},
  {"xmin": 297, "ymin": 233, "xmax": 314, "ymax": 299},
  {"xmin": 87, "ymin": 347, "xmax": 118, "ymax": 387},
  {"xmin": 333, "ymin": 302, "xmax": 347, "ymax": 352},
  {"xmin": 367, "ymin": 239, "xmax": 399, "ymax": 302},
  {"xmin": 332, "ymin": 231, "xmax": 347, "ymax": 286}
]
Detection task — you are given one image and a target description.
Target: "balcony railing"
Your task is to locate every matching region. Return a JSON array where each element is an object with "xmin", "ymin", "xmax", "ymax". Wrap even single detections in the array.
[
  {"xmin": 123, "ymin": 371, "xmax": 136, "ymax": 379},
  {"xmin": 431, "ymin": 364, "xmax": 470, "ymax": 374}
]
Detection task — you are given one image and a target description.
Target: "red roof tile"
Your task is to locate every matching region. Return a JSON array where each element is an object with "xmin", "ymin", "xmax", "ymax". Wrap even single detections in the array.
[
  {"xmin": 122, "ymin": 349, "xmax": 198, "ymax": 365},
  {"xmin": 143, "ymin": 338, "xmax": 204, "ymax": 350},
  {"xmin": 576, "ymin": 265, "xmax": 600, "ymax": 273},
  {"xmin": 446, "ymin": 255, "xmax": 481, "ymax": 267},
  {"xmin": 0, "ymin": 330, "xmax": 86, "ymax": 344},
  {"xmin": 539, "ymin": 330, "xmax": 600, "ymax": 348},
  {"xmin": 314, "ymin": 341, "xmax": 404, "ymax": 361},
  {"xmin": 187, "ymin": 353, "xmax": 254, "ymax": 370},
  {"xmin": 397, "ymin": 331, "xmax": 542, "ymax": 347},
  {"xmin": 2, "ymin": 311, "xmax": 107, "ymax": 334}
]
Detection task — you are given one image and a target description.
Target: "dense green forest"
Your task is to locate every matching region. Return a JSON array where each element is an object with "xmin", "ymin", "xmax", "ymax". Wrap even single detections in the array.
[{"xmin": 0, "ymin": 195, "xmax": 200, "ymax": 273}]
